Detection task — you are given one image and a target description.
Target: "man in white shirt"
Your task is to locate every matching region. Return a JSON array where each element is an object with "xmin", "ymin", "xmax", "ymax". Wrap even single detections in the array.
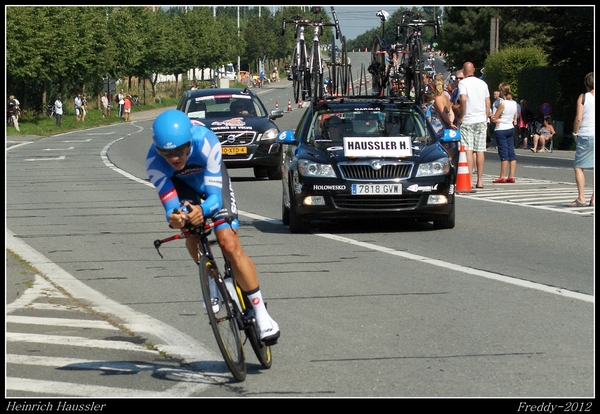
[{"xmin": 456, "ymin": 61, "xmax": 491, "ymax": 189}]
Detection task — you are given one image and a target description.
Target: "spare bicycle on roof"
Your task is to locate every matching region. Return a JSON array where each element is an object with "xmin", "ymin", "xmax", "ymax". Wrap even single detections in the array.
[
  {"xmin": 368, "ymin": 9, "xmax": 441, "ymax": 104},
  {"xmin": 282, "ymin": 6, "xmax": 350, "ymax": 103}
]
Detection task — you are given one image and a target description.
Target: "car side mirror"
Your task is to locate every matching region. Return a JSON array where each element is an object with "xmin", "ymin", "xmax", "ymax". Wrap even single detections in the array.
[
  {"xmin": 276, "ymin": 130, "xmax": 297, "ymax": 144},
  {"xmin": 439, "ymin": 129, "xmax": 461, "ymax": 143},
  {"xmin": 270, "ymin": 109, "xmax": 284, "ymax": 119}
]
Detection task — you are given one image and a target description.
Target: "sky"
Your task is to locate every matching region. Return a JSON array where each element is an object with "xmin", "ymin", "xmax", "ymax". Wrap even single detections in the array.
[{"xmin": 326, "ymin": 6, "xmax": 404, "ymax": 41}]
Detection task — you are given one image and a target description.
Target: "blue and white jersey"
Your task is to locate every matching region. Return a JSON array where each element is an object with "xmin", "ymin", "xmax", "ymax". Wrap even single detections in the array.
[{"xmin": 145, "ymin": 124, "xmax": 224, "ymax": 223}]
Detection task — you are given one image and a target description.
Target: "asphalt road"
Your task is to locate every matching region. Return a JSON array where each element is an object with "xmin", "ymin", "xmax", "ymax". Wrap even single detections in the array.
[{"xmin": 6, "ymin": 56, "xmax": 594, "ymax": 402}]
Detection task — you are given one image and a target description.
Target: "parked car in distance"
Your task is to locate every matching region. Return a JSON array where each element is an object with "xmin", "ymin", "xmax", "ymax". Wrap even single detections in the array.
[
  {"xmin": 177, "ymin": 88, "xmax": 285, "ymax": 179},
  {"xmin": 424, "ymin": 65, "xmax": 435, "ymax": 78},
  {"xmin": 275, "ymin": 96, "xmax": 460, "ymax": 233}
]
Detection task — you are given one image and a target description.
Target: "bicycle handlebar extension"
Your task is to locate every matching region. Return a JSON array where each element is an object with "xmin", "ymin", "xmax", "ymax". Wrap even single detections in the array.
[{"xmin": 153, "ymin": 211, "xmax": 227, "ymax": 258}]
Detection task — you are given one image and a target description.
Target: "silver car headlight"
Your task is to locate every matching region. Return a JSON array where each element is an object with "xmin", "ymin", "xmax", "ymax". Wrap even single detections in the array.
[
  {"xmin": 258, "ymin": 128, "xmax": 279, "ymax": 141},
  {"xmin": 416, "ymin": 157, "xmax": 451, "ymax": 177},
  {"xmin": 298, "ymin": 159, "xmax": 336, "ymax": 178}
]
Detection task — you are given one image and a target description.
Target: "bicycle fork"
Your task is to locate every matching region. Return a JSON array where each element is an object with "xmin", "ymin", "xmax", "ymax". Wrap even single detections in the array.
[{"xmin": 223, "ymin": 265, "xmax": 259, "ymax": 336}]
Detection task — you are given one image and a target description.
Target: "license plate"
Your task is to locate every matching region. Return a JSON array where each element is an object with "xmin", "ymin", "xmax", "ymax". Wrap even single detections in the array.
[
  {"xmin": 222, "ymin": 146, "xmax": 247, "ymax": 155},
  {"xmin": 351, "ymin": 183, "xmax": 402, "ymax": 195}
]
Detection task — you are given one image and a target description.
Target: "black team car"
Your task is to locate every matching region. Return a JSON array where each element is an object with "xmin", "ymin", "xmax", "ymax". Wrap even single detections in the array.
[
  {"xmin": 276, "ymin": 96, "xmax": 461, "ymax": 233},
  {"xmin": 177, "ymin": 88, "xmax": 284, "ymax": 179}
]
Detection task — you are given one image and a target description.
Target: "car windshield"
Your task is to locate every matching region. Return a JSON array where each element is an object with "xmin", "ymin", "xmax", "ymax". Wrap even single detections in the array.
[
  {"xmin": 184, "ymin": 94, "xmax": 265, "ymax": 119},
  {"xmin": 306, "ymin": 109, "xmax": 432, "ymax": 151}
]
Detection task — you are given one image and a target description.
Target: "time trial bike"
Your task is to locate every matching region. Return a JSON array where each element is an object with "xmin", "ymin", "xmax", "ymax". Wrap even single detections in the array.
[{"xmin": 153, "ymin": 214, "xmax": 272, "ymax": 382}]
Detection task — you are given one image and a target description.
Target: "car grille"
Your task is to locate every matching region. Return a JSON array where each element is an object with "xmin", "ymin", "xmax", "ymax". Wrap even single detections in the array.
[
  {"xmin": 215, "ymin": 131, "xmax": 257, "ymax": 145},
  {"xmin": 333, "ymin": 194, "xmax": 421, "ymax": 210},
  {"xmin": 338, "ymin": 162, "xmax": 413, "ymax": 180}
]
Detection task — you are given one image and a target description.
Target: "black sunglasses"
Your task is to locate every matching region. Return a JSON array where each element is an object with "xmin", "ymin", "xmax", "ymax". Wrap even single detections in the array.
[{"xmin": 156, "ymin": 142, "xmax": 191, "ymax": 158}]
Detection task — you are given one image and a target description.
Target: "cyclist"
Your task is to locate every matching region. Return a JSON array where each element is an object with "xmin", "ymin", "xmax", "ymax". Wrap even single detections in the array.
[
  {"xmin": 323, "ymin": 78, "xmax": 333, "ymax": 96},
  {"xmin": 145, "ymin": 109, "xmax": 280, "ymax": 343}
]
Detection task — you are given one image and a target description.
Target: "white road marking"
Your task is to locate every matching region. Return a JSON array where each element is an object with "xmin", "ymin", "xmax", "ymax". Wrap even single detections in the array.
[
  {"xmin": 240, "ymin": 211, "xmax": 594, "ymax": 304},
  {"xmin": 25, "ymin": 155, "xmax": 66, "ymax": 161},
  {"xmin": 6, "ymin": 315, "xmax": 119, "ymax": 330},
  {"xmin": 6, "ymin": 332, "xmax": 158, "ymax": 352}
]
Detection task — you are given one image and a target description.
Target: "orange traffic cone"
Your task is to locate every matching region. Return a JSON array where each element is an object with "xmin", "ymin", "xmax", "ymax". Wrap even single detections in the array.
[
  {"xmin": 298, "ymin": 99, "xmax": 303, "ymax": 108},
  {"xmin": 275, "ymin": 101, "xmax": 279, "ymax": 109},
  {"xmin": 456, "ymin": 145, "xmax": 473, "ymax": 193},
  {"xmin": 287, "ymin": 99, "xmax": 292, "ymax": 111}
]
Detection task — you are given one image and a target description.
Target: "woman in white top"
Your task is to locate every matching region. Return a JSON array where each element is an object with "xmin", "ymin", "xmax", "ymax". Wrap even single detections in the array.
[
  {"xmin": 569, "ymin": 72, "xmax": 594, "ymax": 207},
  {"xmin": 490, "ymin": 83, "xmax": 518, "ymax": 183}
]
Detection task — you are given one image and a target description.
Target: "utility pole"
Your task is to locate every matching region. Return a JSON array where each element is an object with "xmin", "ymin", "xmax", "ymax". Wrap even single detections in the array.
[
  {"xmin": 237, "ymin": 7, "xmax": 240, "ymax": 79},
  {"xmin": 490, "ymin": 16, "xmax": 499, "ymax": 54}
]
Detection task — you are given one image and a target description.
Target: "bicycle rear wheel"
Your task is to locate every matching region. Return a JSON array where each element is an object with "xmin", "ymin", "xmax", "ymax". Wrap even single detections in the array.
[
  {"xmin": 311, "ymin": 42, "xmax": 323, "ymax": 102},
  {"xmin": 339, "ymin": 36, "xmax": 349, "ymax": 96},
  {"xmin": 293, "ymin": 65, "xmax": 302, "ymax": 104},
  {"xmin": 411, "ymin": 39, "xmax": 423, "ymax": 104},
  {"xmin": 292, "ymin": 47, "xmax": 301, "ymax": 103},
  {"xmin": 301, "ymin": 43, "xmax": 311, "ymax": 102},
  {"xmin": 369, "ymin": 36, "xmax": 386, "ymax": 95},
  {"xmin": 198, "ymin": 255, "xmax": 246, "ymax": 382}
]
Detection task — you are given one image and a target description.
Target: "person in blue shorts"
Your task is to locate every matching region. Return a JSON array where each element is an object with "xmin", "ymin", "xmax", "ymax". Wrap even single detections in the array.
[{"xmin": 145, "ymin": 110, "xmax": 280, "ymax": 343}]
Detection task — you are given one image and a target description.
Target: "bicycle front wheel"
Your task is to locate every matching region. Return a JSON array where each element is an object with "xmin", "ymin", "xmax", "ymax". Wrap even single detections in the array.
[
  {"xmin": 198, "ymin": 255, "xmax": 246, "ymax": 382},
  {"xmin": 311, "ymin": 43, "xmax": 323, "ymax": 101},
  {"xmin": 411, "ymin": 39, "xmax": 423, "ymax": 104}
]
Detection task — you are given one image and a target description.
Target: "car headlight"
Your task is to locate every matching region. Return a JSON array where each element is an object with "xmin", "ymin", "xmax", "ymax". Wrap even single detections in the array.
[
  {"xmin": 298, "ymin": 159, "xmax": 336, "ymax": 178},
  {"xmin": 416, "ymin": 157, "xmax": 451, "ymax": 177},
  {"xmin": 258, "ymin": 128, "xmax": 279, "ymax": 141}
]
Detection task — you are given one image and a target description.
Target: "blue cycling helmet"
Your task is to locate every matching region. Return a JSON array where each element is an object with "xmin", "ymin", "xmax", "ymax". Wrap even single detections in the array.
[{"xmin": 152, "ymin": 109, "xmax": 193, "ymax": 150}]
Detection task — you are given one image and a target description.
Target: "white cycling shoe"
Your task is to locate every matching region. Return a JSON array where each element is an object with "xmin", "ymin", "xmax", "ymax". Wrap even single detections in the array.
[{"xmin": 259, "ymin": 318, "xmax": 280, "ymax": 343}]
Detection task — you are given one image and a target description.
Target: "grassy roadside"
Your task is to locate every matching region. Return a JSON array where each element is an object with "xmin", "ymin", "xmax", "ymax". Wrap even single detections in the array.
[{"xmin": 6, "ymin": 97, "xmax": 180, "ymax": 137}]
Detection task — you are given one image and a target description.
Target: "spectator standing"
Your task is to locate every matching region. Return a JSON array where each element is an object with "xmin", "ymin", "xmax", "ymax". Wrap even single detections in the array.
[
  {"xmin": 450, "ymin": 69, "xmax": 464, "ymax": 121},
  {"xmin": 8, "ymin": 95, "xmax": 21, "ymax": 120},
  {"xmin": 429, "ymin": 78, "xmax": 456, "ymax": 137},
  {"xmin": 54, "ymin": 96, "xmax": 63, "ymax": 126},
  {"xmin": 117, "ymin": 89, "xmax": 125, "ymax": 118},
  {"xmin": 81, "ymin": 93, "xmax": 88, "ymax": 122},
  {"xmin": 491, "ymin": 89, "xmax": 502, "ymax": 114},
  {"xmin": 456, "ymin": 61, "xmax": 490, "ymax": 189},
  {"xmin": 191, "ymin": 83, "xmax": 198, "ymax": 90},
  {"xmin": 488, "ymin": 89, "xmax": 502, "ymax": 148},
  {"xmin": 490, "ymin": 83, "xmax": 518, "ymax": 183},
  {"xmin": 514, "ymin": 99, "xmax": 521, "ymax": 149},
  {"xmin": 531, "ymin": 116, "xmax": 555, "ymax": 153},
  {"xmin": 434, "ymin": 74, "xmax": 451, "ymax": 100},
  {"xmin": 446, "ymin": 80, "xmax": 457, "ymax": 119},
  {"xmin": 518, "ymin": 99, "xmax": 534, "ymax": 149},
  {"xmin": 124, "ymin": 94, "xmax": 132, "ymax": 122},
  {"xmin": 101, "ymin": 92, "xmax": 109, "ymax": 118},
  {"xmin": 259, "ymin": 71, "xmax": 265, "ymax": 88},
  {"xmin": 74, "ymin": 93, "xmax": 82, "ymax": 122},
  {"xmin": 569, "ymin": 72, "xmax": 594, "ymax": 207}
]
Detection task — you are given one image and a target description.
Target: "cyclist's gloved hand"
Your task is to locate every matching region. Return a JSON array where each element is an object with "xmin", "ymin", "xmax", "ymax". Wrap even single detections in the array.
[
  {"xmin": 181, "ymin": 201, "xmax": 205, "ymax": 228},
  {"xmin": 168, "ymin": 208, "xmax": 188, "ymax": 229}
]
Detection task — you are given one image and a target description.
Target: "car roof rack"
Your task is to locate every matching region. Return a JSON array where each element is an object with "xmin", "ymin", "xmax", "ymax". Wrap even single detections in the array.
[{"xmin": 312, "ymin": 93, "xmax": 418, "ymax": 110}]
